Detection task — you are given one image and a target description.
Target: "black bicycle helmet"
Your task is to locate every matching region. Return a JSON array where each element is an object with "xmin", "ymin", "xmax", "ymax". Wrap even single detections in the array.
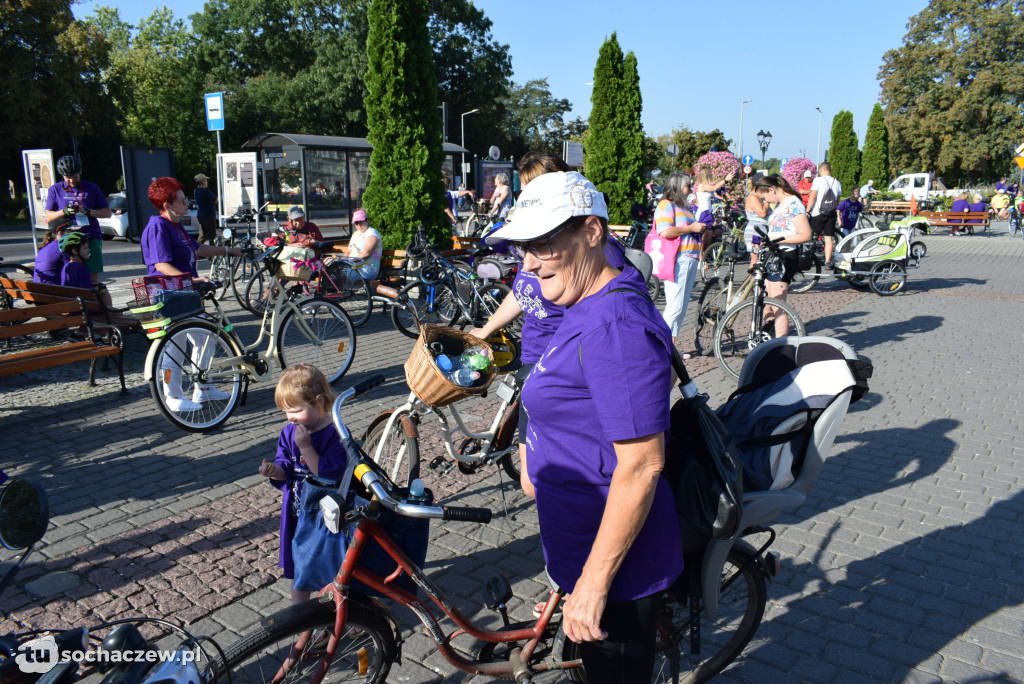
[{"xmin": 56, "ymin": 155, "xmax": 81, "ymax": 177}]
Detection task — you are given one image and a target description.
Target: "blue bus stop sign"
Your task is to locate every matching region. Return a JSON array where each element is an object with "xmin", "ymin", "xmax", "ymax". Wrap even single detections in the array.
[
  {"xmin": 780, "ymin": 157, "xmax": 789, "ymax": 168},
  {"xmin": 205, "ymin": 93, "xmax": 225, "ymax": 132},
  {"xmin": 742, "ymin": 155, "xmax": 754, "ymax": 166}
]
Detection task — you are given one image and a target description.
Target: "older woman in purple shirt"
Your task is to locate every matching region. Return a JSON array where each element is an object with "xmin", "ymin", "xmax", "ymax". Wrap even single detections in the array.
[{"xmin": 486, "ymin": 171, "xmax": 683, "ymax": 682}]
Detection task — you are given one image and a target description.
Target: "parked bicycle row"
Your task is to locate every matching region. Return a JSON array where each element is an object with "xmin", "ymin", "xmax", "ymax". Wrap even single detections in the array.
[{"xmin": 3, "ymin": 167, "xmax": 877, "ymax": 684}]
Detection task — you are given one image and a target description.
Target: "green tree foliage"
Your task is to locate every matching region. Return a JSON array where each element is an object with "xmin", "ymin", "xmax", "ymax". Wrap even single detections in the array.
[
  {"xmin": 192, "ymin": 0, "xmax": 371, "ymax": 151},
  {"xmin": 879, "ymin": 0, "xmax": 1024, "ymax": 183},
  {"xmin": 500, "ymin": 79, "xmax": 571, "ymax": 160},
  {"xmin": 585, "ymin": 34, "xmax": 644, "ymax": 224},
  {"xmin": 0, "ymin": 0, "xmax": 117, "ymax": 189},
  {"xmin": 585, "ymin": 34, "xmax": 624, "ymax": 208},
  {"xmin": 828, "ymin": 110, "xmax": 860, "ymax": 194},
  {"xmin": 87, "ymin": 7, "xmax": 213, "ymax": 185},
  {"xmin": 653, "ymin": 128, "xmax": 732, "ymax": 177},
  {"xmin": 860, "ymin": 103, "xmax": 889, "ymax": 185},
  {"xmin": 427, "ymin": 0, "xmax": 512, "ymax": 156},
  {"xmin": 362, "ymin": 0, "xmax": 447, "ymax": 248},
  {"xmin": 619, "ymin": 52, "xmax": 645, "ymax": 220}
]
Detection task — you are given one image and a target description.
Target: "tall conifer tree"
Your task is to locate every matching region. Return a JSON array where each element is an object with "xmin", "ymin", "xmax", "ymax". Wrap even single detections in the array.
[
  {"xmin": 586, "ymin": 34, "xmax": 624, "ymax": 216},
  {"xmin": 828, "ymin": 110, "xmax": 860, "ymax": 195},
  {"xmin": 363, "ymin": 0, "xmax": 448, "ymax": 248},
  {"xmin": 860, "ymin": 103, "xmax": 889, "ymax": 186},
  {"xmin": 619, "ymin": 52, "xmax": 645, "ymax": 223}
]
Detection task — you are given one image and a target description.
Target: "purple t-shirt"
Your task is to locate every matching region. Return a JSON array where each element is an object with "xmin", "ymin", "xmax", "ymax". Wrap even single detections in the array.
[
  {"xmin": 44, "ymin": 180, "xmax": 107, "ymax": 241},
  {"xmin": 60, "ymin": 260, "xmax": 93, "ymax": 290},
  {"xmin": 270, "ymin": 422, "xmax": 348, "ymax": 578},
  {"xmin": 33, "ymin": 241, "xmax": 68, "ymax": 285},
  {"xmin": 515, "ymin": 236, "xmax": 627, "ymax": 364},
  {"xmin": 141, "ymin": 214, "xmax": 200, "ymax": 277},
  {"xmin": 949, "ymin": 199, "xmax": 969, "ymax": 224},
  {"xmin": 968, "ymin": 201, "xmax": 986, "ymax": 223},
  {"xmin": 521, "ymin": 265, "xmax": 684, "ymax": 601}
]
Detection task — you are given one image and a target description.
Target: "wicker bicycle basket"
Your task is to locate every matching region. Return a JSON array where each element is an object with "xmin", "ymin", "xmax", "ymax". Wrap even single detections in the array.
[{"xmin": 404, "ymin": 323, "xmax": 496, "ymax": 408}]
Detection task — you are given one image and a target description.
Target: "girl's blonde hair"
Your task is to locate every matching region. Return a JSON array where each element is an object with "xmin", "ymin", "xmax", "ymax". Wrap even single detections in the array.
[{"xmin": 275, "ymin": 364, "xmax": 336, "ymax": 415}]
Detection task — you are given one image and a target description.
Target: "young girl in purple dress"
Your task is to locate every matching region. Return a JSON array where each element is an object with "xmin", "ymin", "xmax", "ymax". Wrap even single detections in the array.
[{"xmin": 259, "ymin": 365, "xmax": 348, "ymax": 604}]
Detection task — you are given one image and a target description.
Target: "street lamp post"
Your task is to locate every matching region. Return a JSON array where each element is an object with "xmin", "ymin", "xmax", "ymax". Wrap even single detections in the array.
[
  {"xmin": 756, "ymin": 130, "xmax": 772, "ymax": 171},
  {"xmin": 739, "ymin": 99, "xmax": 751, "ymax": 161},
  {"xmin": 460, "ymin": 108, "xmax": 480, "ymax": 185},
  {"xmin": 815, "ymin": 107, "xmax": 822, "ymax": 164}
]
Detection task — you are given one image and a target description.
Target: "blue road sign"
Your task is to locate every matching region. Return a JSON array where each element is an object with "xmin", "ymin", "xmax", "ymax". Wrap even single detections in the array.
[
  {"xmin": 742, "ymin": 155, "xmax": 754, "ymax": 166},
  {"xmin": 780, "ymin": 157, "xmax": 789, "ymax": 168},
  {"xmin": 205, "ymin": 93, "xmax": 225, "ymax": 132}
]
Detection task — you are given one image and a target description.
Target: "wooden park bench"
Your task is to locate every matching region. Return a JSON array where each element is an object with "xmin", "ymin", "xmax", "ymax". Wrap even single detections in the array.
[
  {"xmin": 916, "ymin": 210, "xmax": 991, "ymax": 236},
  {"xmin": 0, "ymin": 275, "xmax": 141, "ymax": 333},
  {"xmin": 865, "ymin": 200, "xmax": 913, "ymax": 218},
  {"xmin": 0, "ymin": 296, "xmax": 128, "ymax": 393},
  {"xmin": 322, "ymin": 243, "xmax": 410, "ymax": 289}
]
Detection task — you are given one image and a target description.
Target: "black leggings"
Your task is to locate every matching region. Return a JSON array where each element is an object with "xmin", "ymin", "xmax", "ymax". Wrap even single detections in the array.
[{"xmin": 578, "ymin": 595, "xmax": 658, "ymax": 683}]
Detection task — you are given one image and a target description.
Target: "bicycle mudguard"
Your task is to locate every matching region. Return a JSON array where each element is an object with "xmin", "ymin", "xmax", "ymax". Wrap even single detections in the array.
[
  {"xmin": 701, "ymin": 536, "xmax": 759, "ymax": 622},
  {"xmin": 492, "ymin": 400, "xmax": 519, "ymax": 450}
]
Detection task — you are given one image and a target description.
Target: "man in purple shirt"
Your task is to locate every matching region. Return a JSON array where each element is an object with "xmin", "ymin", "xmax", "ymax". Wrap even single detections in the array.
[
  {"xmin": 44, "ymin": 155, "xmax": 111, "ymax": 285},
  {"xmin": 486, "ymin": 171, "xmax": 683, "ymax": 681}
]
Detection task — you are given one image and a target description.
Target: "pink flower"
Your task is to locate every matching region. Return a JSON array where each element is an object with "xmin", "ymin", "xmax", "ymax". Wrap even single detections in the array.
[{"xmin": 781, "ymin": 158, "xmax": 817, "ymax": 188}]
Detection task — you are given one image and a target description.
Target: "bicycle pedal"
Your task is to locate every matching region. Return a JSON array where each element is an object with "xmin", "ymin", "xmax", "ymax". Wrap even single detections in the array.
[{"xmin": 429, "ymin": 455, "xmax": 455, "ymax": 475}]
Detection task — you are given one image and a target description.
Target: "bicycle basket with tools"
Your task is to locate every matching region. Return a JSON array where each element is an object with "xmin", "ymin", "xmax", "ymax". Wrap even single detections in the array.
[
  {"xmin": 404, "ymin": 323, "xmax": 496, "ymax": 407},
  {"xmin": 126, "ymin": 289, "xmax": 203, "ymax": 339}
]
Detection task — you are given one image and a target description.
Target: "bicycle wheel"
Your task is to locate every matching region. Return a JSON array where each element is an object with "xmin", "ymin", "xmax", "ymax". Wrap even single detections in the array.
[
  {"xmin": 789, "ymin": 256, "xmax": 822, "ymax": 295},
  {"xmin": 471, "ymin": 281, "xmax": 511, "ymax": 326},
  {"xmin": 868, "ymin": 261, "xmax": 907, "ymax": 297},
  {"xmin": 149, "ymin": 320, "xmax": 243, "ymax": 432},
  {"xmin": 0, "ymin": 261, "xmax": 34, "ymax": 280},
  {"xmin": 713, "ymin": 297, "xmax": 805, "ymax": 381},
  {"xmin": 390, "ymin": 281, "xmax": 460, "ymax": 340},
  {"xmin": 207, "ymin": 254, "xmax": 233, "ymax": 300},
  {"xmin": 699, "ymin": 242, "xmax": 726, "ymax": 284},
  {"xmin": 278, "ymin": 298, "xmax": 356, "ymax": 383},
  {"xmin": 242, "ymin": 265, "xmax": 276, "ymax": 316},
  {"xmin": 693, "ymin": 279, "xmax": 728, "ymax": 357},
  {"xmin": 323, "ymin": 260, "xmax": 373, "ymax": 327},
  {"xmin": 362, "ymin": 412, "xmax": 419, "ymax": 489},
  {"xmin": 647, "ymin": 276, "xmax": 662, "ymax": 303},
  {"xmin": 230, "ymin": 255, "xmax": 259, "ymax": 306},
  {"xmin": 498, "ymin": 402, "xmax": 522, "ymax": 484},
  {"xmin": 466, "ymin": 214, "xmax": 488, "ymax": 238},
  {"xmin": 650, "ymin": 546, "xmax": 768, "ymax": 683},
  {"xmin": 222, "ymin": 595, "xmax": 396, "ymax": 684}
]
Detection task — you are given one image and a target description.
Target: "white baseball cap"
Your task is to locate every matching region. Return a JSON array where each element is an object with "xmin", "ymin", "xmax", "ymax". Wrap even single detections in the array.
[
  {"xmin": 803, "ymin": 170, "xmax": 812, "ymax": 178},
  {"xmin": 485, "ymin": 171, "xmax": 608, "ymax": 245}
]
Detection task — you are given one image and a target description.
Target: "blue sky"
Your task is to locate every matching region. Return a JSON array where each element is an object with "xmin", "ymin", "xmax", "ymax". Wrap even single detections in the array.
[{"xmin": 73, "ymin": 0, "xmax": 929, "ymax": 164}]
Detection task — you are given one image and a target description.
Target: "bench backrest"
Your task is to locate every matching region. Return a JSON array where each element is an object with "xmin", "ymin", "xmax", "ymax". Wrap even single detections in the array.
[
  {"xmin": 0, "ymin": 276, "xmax": 98, "ymax": 306},
  {"xmin": 917, "ymin": 211, "xmax": 990, "ymax": 224},
  {"xmin": 0, "ymin": 299, "xmax": 89, "ymax": 340}
]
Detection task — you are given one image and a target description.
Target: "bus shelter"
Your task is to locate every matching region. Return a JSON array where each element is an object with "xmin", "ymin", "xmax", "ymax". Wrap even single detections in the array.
[{"xmin": 241, "ymin": 132, "xmax": 468, "ymax": 232}]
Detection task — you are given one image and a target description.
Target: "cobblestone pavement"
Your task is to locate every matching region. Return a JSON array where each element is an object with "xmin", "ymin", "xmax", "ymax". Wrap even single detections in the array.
[{"xmin": 2, "ymin": 230, "xmax": 1024, "ymax": 682}]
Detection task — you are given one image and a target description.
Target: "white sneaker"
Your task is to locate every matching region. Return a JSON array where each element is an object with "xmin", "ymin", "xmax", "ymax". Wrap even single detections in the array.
[
  {"xmin": 192, "ymin": 385, "xmax": 231, "ymax": 402},
  {"xmin": 165, "ymin": 395, "xmax": 202, "ymax": 412}
]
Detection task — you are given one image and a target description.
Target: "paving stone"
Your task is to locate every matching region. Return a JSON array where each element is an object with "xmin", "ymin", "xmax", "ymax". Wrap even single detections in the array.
[{"xmin": 3, "ymin": 235, "xmax": 1024, "ymax": 681}]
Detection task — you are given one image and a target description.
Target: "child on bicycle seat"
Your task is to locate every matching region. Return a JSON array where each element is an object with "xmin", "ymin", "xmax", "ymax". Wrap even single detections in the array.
[{"xmin": 259, "ymin": 364, "xmax": 347, "ymax": 604}]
